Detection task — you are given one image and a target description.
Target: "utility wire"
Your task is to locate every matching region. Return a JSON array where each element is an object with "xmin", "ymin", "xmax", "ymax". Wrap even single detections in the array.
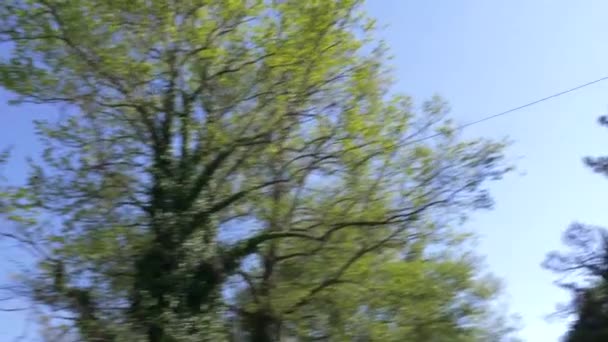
[{"xmin": 414, "ymin": 75, "xmax": 608, "ymax": 143}]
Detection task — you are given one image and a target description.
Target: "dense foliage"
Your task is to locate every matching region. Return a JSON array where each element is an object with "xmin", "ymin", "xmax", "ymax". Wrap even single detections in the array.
[
  {"xmin": 544, "ymin": 223, "xmax": 608, "ymax": 342},
  {"xmin": 0, "ymin": 0, "xmax": 516, "ymax": 341}
]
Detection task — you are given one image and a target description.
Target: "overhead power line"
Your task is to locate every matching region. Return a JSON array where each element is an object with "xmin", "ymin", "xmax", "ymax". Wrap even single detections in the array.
[{"xmin": 416, "ymin": 75, "xmax": 608, "ymax": 143}]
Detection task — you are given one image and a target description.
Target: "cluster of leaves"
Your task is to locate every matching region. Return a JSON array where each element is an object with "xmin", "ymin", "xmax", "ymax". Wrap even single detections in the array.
[
  {"xmin": 0, "ymin": 0, "xmax": 517, "ymax": 341},
  {"xmin": 544, "ymin": 116, "xmax": 608, "ymax": 342},
  {"xmin": 544, "ymin": 223, "xmax": 608, "ymax": 342}
]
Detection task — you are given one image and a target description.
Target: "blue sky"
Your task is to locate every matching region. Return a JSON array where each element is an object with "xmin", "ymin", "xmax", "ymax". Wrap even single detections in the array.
[
  {"xmin": 1, "ymin": 1, "xmax": 608, "ymax": 341},
  {"xmin": 365, "ymin": 1, "xmax": 608, "ymax": 340}
]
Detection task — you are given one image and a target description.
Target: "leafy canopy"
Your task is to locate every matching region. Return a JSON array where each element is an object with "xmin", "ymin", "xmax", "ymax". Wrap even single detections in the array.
[{"xmin": 0, "ymin": 0, "xmax": 516, "ymax": 341}]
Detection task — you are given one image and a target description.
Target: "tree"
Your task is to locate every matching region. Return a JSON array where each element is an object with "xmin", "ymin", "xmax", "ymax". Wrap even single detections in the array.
[
  {"xmin": 544, "ymin": 116, "xmax": 608, "ymax": 342},
  {"xmin": 0, "ymin": 0, "xmax": 515, "ymax": 341},
  {"xmin": 544, "ymin": 223, "xmax": 608, "ymax": 341}
]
